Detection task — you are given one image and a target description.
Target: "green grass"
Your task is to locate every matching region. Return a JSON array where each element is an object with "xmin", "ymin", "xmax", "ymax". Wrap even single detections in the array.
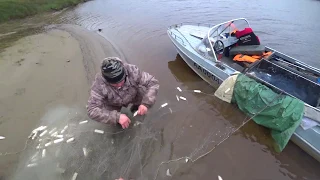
[{"xmin": 0, "ymin": 0, "xmax": 88, "ymax": 23}]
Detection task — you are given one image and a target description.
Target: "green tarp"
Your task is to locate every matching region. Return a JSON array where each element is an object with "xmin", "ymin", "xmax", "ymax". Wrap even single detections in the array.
[{"xmin": 232, "ymin": 74, "xmax": 304, "ymax": 152}]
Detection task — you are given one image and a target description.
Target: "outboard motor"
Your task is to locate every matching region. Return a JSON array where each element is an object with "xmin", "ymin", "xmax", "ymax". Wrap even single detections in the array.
[{"xmin": 235, "ymin": 28, "xmax": 260, "ymax": 45}]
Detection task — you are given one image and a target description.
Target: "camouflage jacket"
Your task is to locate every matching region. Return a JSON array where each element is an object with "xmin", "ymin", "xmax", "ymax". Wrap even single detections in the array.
[{"xmin": 87, "ymin": 59, "xmax": 159, "ymax": 124}]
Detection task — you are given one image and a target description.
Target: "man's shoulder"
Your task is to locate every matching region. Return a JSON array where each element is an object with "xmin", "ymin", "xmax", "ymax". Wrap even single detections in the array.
[
  {"xmin": 92, "ymin": 73, "xmax": 110, "ymax": 89},
  {"xmin": 124, "ymin": 63, "xmax": 138, "ymax": 71},
  {"xmin": 124, "ymin": 63, "xmax": 141, "ymax": 81},
  {"xmin": 94, "ymin": 73, "xmax": 104, "ymax": 83}
]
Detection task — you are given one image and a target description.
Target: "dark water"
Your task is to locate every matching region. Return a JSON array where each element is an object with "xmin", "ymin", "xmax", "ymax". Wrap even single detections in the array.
[{"xmin": 56, "ymin": 0, "xmax": 320, "ymax": 179}]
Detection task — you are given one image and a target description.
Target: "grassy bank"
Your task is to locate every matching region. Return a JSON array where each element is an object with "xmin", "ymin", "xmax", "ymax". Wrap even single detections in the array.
[{"xmin": 0, "ymin": 0, "xmax": 88, "ymax": 23}]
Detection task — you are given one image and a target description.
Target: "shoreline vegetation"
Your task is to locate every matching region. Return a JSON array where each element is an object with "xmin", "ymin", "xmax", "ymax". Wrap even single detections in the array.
[{"xmin": 0, "ymin": 0, "xmax": 89, "ymax": 23}]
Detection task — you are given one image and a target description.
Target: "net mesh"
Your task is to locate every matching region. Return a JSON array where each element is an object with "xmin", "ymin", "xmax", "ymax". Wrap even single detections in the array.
[{"xmin": 10, "ymin": 90, "xmax": 247, "ymax": 180}]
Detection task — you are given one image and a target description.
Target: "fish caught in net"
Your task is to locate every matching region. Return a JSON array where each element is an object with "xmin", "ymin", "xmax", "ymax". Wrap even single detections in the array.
[{"xmin": 10, "ymin": 89, "xmax": 247, "ymax": 180}]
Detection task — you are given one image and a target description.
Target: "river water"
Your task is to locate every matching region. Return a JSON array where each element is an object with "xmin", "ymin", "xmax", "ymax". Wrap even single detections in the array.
[
  {"xmin": 2, "ymin": 0, "xmax": 320, "ymax": 179},
  {"xmin": 55, "ymin": 0, "xmax": 320, "ymax": 179},
  {"xmin": 60, "ymin": 0, "xmax": 320, "ymax": 179}
]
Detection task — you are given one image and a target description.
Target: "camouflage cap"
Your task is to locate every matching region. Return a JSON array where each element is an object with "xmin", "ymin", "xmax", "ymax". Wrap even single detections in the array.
[{"xmin": 101, "ymin": 57, "xmax": 126, "ymax": 84}]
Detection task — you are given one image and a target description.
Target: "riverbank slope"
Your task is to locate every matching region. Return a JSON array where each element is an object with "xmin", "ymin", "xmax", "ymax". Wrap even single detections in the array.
[
  {"xmin": 0, "ymin": 25, "xmax": 120, "ymax": 178},
  {"xmin": 0, "ymin": 0, "xmax": 89, "ymax": 23}
]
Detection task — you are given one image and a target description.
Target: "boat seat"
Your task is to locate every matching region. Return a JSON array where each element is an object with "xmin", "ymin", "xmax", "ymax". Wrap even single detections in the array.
[{"xmin": 230, "ymin": 45, "xmax": 265, "ymax": 56}]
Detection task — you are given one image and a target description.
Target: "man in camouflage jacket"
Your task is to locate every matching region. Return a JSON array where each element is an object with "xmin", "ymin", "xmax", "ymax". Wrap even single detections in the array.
[{"xmin": 86, "ymin": 57, "xmax": 159, "ymax": 129}]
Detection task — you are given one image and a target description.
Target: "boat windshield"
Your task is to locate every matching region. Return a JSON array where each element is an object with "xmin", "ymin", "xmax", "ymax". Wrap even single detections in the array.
[{"xmin": 196, "ymin": 18, "xmax": 250, "ymax": 61}]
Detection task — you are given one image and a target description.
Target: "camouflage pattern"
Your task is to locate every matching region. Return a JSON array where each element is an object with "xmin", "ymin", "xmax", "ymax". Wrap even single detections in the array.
[{"xmin": 87, "ymin": 57, "xmax": 159, "ymax": 124}]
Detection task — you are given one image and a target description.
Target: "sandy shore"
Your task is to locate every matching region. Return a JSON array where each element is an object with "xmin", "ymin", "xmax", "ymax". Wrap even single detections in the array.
[{"xmin": 0, "ymin": 25, "xmax": 120, "ymax": 178}]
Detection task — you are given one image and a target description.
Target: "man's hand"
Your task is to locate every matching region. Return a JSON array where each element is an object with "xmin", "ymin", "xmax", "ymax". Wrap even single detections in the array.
[
  {"xmin": 118, "ymin": 114, "xmax": 131, "ymax": 129},
  {"xmin": 138, "ymin": 104, "xmax": 148, "ymax": 115}
]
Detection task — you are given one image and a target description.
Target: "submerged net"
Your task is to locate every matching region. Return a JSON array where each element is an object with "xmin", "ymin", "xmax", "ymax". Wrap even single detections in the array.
[{"xmin": 9, "ymin": 89, "xmax": 248, "ymax": 180}]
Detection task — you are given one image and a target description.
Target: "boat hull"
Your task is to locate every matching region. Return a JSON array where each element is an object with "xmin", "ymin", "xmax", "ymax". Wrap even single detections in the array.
[{"xmin": 167, "ymin": 31, "xmax": 223, "ymax": 87}]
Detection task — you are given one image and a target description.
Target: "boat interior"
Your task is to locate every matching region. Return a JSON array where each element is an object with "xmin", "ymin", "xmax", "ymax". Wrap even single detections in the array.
[
  {"xmin": 171, "ymin": 18, "xmax": 320, "ymax": 108},
  {"xmin": 174, "ymin": 19, "xmax": 272, "ymax": 72}
]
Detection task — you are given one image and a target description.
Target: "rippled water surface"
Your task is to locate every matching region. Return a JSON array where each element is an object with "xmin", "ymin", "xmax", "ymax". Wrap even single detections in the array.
[{"xmin": 57, "ymin": 0, "xmax": 320, "ymax": 179}]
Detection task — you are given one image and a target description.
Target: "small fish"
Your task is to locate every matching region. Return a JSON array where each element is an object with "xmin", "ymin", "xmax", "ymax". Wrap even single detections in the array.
[
  {"xmin": 83, "ymin": 147, "xmax": 88, "ymax": 156},
  {"xmin": 31, "ymin": 151, "xmax": 39, "ymax": 160},
  {"xmin": 49, "ymin": 128, "xmax": 57, "ymax": 134},
  {"xmin": 177, "ymin": 87, "xmax": 182, "ymax": 92},
  {"xmin": 169, "ymin": 108, "xmax": 173, "ymax": 114},
  {"xmin": 56, "ymin": 135, "xmax": 63, "ymax": 138},
  {"xmin": 134, "ymin": 121, "xmax": 143, "ymax": 126},
  {"xmin": 45, "ymin": 142, "xmax": 52, "ymax": 147},
  {"xmin": 180, "ymin": 96, "xmax": 187, "ymax": 101},
  {"xmin": 38, "ymin": 126, "xmax": 47, "ymax": 131},
  {"xmin": 193, "ymin": 90, "xmax": 201, "ymax": 93},
  {"xmin": 60, "ymin": 125, "xmax": 68, "ymax": 134},
  {"xmin": 31, "ymin": 132, "xmax": 38, "ymax": 140},
  {"xmin": 27, "ymin": 163, "xmax": 37, "ymax": 168},
  {"xmin": 218, "ymin": 175, "xmax": 223, "ymax": 180},
  {"xmin": 176, "ymin": 95, "xmax": 180, "ymax": 101},
  {"xmin": 51, "ymin": 132, "xmax": 58, "ymax": 137},
  {"xmin": 0, "ymin": 136, "xmax": 5, "ymax": 140},
  {"xmin": 32, "ymin": 126, "xmax": 47, "ymax": 133},
  {"xmin": 66, "ymin": 137, "xmax": 75, "ymax": 143},
  {"xmin": 166, "ymin": 169, "xmax": 172, "ymax": 177},
  {"xmin": 42, "ymin": 149, "xmax": 46, "ymax": 158},
  {"xmin": 79, "ymin": 120, "xmax": 88, "ymax": 124},
  {"xmin": 71, "ymin": 172, "xmax": 78, "ymax": 180},
  {"xmin": 39, "ymin": 130, "xmax": 48, "ymax": 137},
  {"xmin": 185, "ymin": 158, "xmax": 189, "ymax": 163},
  {"xmin": 94, "ymin": 129, "xmax": 104, "ymax": 134},
  {"xmin": 224, "ymin": 88, "xmax": 230, "ymax": 93},
  {"xmin": 161, "ymin": 103, "xmax": 168, "ymax": 108},
  {"xmin": 53, "ymin": 138, "xmax": 64, "ymax": 144},
  {"xmin": 133, "ymin": 111, "xmax": 138, "ymax": 117},
  {"xmin": 36, "ymin": 144, "xmax": 41, "ymax": 149},
  {"xmin": 28, "ymin": 132, "xmax": 33, "ymax": 139}
]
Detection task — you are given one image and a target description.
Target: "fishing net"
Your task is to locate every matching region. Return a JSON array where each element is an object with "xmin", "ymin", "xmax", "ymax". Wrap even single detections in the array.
[{"xmin": 10, "ymin": 89, "xmax": 248, "ymax": 180}]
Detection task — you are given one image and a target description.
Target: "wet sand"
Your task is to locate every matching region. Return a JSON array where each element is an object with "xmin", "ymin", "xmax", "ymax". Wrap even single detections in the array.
[{"xmin": 0, "ymin": 25, "xmax": 120, "ymax": 178}]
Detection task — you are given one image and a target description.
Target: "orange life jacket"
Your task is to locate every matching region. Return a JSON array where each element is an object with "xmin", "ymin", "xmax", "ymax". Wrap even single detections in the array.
[
  {"xmin": 233, "ymin": 54, "xmax": 259, "ymax": 63},
  {"xmin": 233, "ymin": 51, "xmax": 272, "ymax": 63}
]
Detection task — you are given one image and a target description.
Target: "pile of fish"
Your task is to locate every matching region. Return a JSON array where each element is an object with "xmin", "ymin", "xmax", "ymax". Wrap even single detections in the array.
[{"xmin": 25, "ymin": 119, "xmax": 108, "ymax": 179}]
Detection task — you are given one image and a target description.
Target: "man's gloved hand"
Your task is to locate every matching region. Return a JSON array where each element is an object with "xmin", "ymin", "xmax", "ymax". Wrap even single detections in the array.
[
  {"xmin": 118, "ymin": 114, "xmax": 131, "ymax": 129},
  {"xmin": 138, "ymin": 105, "xmax": 148, "ymax": 115}
]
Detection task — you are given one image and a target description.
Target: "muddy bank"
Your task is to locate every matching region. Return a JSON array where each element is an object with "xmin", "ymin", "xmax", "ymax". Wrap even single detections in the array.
[
  {"xmin": 0, "ymin": 25, "xmax": 120, "ymax": 178},
  {"xmin": 0, "ymin": 0, "xmax": 89, "ymax": 23}
]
